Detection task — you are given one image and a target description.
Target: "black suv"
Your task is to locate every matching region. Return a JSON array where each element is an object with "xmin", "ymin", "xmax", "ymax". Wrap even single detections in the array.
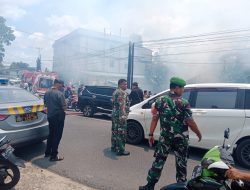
[{"xmin": 78, "ymin": 86, "xmax": 116, "ymax": 117}]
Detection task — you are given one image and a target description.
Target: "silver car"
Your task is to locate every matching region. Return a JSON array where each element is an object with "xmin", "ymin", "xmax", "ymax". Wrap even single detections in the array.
[{"xmin": 0, "ymin": 85, "xmax": 49, "ymax": 146}]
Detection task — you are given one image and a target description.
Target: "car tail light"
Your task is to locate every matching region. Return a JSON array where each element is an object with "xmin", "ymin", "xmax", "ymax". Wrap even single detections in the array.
[{"xmin": 0, "ymin": 114, "xmax": 9, "ymax": 121}]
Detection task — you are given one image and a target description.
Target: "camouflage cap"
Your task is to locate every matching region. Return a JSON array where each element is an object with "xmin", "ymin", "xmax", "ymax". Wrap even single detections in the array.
[{"xmin": 170, "ymin": 77, "xmax": 186, "ymax": 87}]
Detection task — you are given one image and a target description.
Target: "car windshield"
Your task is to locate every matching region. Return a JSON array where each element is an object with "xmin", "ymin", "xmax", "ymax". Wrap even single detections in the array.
[
  {"xmin": 39, "ymin": 78, "xmax": 54, "ymax": 88},
  {"xmin": 0, "ymin": 88, "xmax": 40, "ymax": 104}
]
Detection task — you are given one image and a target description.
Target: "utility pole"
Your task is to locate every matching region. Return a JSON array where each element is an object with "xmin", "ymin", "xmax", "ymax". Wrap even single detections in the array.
[
  {"xmin": 127, "ymin": 42, "xmax": 135, "ymax": 89},
  {"xmin": 36, "ymin": 47, "xmax": 42, "ymax": 71},
  {"xmin": 36, "ymin": 47, "xmax": 42, "ymax": 59}
]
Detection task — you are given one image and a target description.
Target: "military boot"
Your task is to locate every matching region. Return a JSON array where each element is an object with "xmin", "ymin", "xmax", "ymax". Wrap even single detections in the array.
[{"xmin": 139, "ymin": 182, "xmax": 155, "ymax": 190}]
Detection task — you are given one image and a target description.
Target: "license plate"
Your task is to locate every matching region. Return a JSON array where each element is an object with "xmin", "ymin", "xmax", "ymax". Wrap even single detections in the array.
[
  {"xmin": 1, "ymin": 145, "xmax": 14, "ymax": 159},
  {"xmin": 16, "ymin": 113, "xmax": 38, "ymax": 122}
]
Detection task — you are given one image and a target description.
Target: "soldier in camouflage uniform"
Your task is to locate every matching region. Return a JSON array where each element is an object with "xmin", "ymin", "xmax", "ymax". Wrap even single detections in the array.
[
  {"xmin": 139, "ymin": 77, "xmax": 202, "ymax": 190},
  {"xmin": 111, "ymin": 79, "xmax": 130, "ymax": 156}
]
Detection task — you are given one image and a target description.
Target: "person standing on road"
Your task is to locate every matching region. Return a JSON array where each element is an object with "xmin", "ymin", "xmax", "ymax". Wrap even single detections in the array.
[
  {"xmin": 111, "ymin": 79, "xmax": 130, "ymax": 156},
  {"xmin": 139, "ymin": 77, "xmax": 202, "ymax": 190},
  {"xmin": 44, "ymin": 79, "xmax": 66, "ymax": 161},
  {"xmin": 129, "ymin": 82, "xmax": 144, "ymax": 106}
]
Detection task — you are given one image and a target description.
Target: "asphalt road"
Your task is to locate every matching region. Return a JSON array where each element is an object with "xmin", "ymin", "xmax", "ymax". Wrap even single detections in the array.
[{"xmin": 15, "ymin": 115, "xmax": 206, "ymax": 190}]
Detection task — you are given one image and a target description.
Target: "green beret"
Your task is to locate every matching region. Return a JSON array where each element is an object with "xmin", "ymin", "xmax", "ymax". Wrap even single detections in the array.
[{"xmin": 170, "ymin": 77, "xmax": 186, "ymax": 87}]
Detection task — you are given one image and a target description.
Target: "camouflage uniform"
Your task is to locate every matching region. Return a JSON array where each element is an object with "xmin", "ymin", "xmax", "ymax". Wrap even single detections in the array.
[
  {"xmin": 111, "ymin": 88, "xmax": 130, "ymax": 153},
  {"xmin": 146, "ymin": 91, "xmax": 193, "ymax": 184}
]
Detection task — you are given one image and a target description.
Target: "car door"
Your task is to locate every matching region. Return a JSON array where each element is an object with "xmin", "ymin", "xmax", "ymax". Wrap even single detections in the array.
[
  {"xmin": 243, "ymin": 89, "xmax": 250, "ymax": 135},
  {"xmin": 80, "ymin": 87, "xmax": 95, "ymax": 105},
  {"xmin": 189, "ymin": 88, "xmax": 245, "ymax": 149},
  {"xmin": 90, "ymin": 88, "xmax": 108, "ymax": 111},
  {"xmin": 142, "ymin": 89, "xmax": 191, "ymax": 140},
  {"xmin": 101, "ymin": 88, "xmax": 115, "ymax": 111}
]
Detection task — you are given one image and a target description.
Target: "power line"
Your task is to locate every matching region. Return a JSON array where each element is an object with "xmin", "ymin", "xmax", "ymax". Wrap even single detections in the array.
[
  {"xmin": 141, "ymin": 37, "xmax": 250, "ymax": 49},
  {"xmin": 132, "ymin": 58, "xmax": 250, "ymax": 66},
  {"xmin": 136, "ymin": 33, "xmax": 250, "ymax": 49},
  {"xmin": 133, "ymin": 46, "xmax": 250, "ymax": 57},
  {"xmin": 158, "ymin": 47, "xmax": 250, "ymax": 56},
  {"xmin": 140, "ymin": 27, "xmax": 250, "ymax": 44}
]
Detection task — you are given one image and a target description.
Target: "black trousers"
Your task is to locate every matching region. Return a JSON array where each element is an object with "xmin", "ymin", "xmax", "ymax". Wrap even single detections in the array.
[{"xmin": 45, "ymin": 111, "xmax": 65, "ymax": 158}]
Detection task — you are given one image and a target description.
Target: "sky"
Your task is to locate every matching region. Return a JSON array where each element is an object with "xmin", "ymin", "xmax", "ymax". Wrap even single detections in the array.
[{"xmin": 1, "ymin": 0, "xmax": 250, "ymax": 70}]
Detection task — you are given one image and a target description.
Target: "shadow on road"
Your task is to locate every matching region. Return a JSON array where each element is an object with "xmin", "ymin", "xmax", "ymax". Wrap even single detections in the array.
[
  {"xmin": 132, "ymin": 140, "xmax": 207, "ymax": 161},
  {"xmin": 103, "ymin": 147, "xmax": 118, "ymax": 160},
  {"xmin": 15, "ymin": 141, "xmax": 47, "ymax": 162},
  {"xmin": 129, "ymin": 139, "xmax": 154, "ymax": 153},
  {"xmin": 76, "ymin": 113, "xmax": 111, "ymax": 121},
  {"xmin": 91, "ymin": 114, "xmax": 111, "ymax": 121},
  {"xmin": 15, "ymin": 141, "xmax": 57, "ymax": 168},
  {"xmin": 32, "ymin": 157, "xmax": 56, "ymax": 168}
]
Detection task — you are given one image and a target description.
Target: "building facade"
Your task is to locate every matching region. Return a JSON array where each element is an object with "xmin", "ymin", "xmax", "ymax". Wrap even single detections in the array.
[{"xmin": 53, "ymin": 29, "xmax": 152, "ymax": 89}]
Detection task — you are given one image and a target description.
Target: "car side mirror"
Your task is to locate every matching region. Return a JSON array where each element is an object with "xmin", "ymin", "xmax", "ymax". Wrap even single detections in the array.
[{"xmin": 224, "ymin": 128, "xmax": 230, "ymax": 139}]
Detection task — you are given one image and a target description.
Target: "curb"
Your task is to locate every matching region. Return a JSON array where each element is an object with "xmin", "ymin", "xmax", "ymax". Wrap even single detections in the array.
[{"xmin": 14, "ymin": 162, "xmax": 95, "ymax": 190}]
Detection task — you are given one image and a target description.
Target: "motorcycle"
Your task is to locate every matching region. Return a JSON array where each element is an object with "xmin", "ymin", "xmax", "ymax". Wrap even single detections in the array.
[
  {"xmin": 0, "ymin": 136, "xmax": 25, "ymax": 190},
  {"xmin": 161, "ymin": 128, "xmax": 249, "ymax": 190},
  {"xmin": 66, "ymin": 94, "xmax": 80, "ymax": 112}
]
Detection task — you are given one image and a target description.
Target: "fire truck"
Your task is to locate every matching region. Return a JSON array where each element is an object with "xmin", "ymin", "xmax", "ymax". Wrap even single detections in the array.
[{"xmin": 21, "ymin": 71, "xmax": 59, "ymax": 97}]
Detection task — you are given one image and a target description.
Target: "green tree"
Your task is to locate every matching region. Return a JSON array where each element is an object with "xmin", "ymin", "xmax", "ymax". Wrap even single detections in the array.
[
  {"xmin": 0, "ymin": 16, "xmax": 15, "ymax": 63},
  {"xmin": 10, "ymin": 62, "xmax": 29, "ymax": 70}
]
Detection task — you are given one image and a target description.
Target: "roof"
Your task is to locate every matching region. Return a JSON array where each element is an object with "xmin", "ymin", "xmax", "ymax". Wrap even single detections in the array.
[{"xmin": 54, "ymin": 28, "xmax": 128, "ymax": 45}]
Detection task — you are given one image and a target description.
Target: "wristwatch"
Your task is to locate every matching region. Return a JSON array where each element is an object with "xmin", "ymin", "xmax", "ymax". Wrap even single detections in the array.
[{"xmin": 149, "ymin": 133, "xmax": 153, "ymax": 137}]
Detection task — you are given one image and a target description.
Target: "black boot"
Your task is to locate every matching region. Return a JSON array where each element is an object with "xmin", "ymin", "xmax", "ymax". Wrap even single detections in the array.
[
  {"xmin": 139, "ymin": 182, "xmax": 155, "ymax": 190},
  {"xmin": 116, "ymin": 151, "xmax": 130, "ymax": 156}
]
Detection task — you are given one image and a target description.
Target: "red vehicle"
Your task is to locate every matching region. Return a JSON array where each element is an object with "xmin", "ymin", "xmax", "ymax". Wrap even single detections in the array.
[{"xmin": 21, "ymin": 71, "xmax": 58, "ymax": 97}]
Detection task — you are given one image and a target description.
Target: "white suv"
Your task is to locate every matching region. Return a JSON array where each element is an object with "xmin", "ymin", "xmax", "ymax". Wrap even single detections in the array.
[{"xmin": 127, "ymin": 83, "xmax": 250, "ymax": 168}]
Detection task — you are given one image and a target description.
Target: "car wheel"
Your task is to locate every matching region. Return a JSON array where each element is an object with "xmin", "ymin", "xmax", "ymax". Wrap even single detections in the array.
[
  {"xmin": 235, "ymin": 139, "xmax": 250, "ymax": 168},
  {"xmin": 127, "ymin": 121, "xmax": 144, "ymax": 144},
  {"xmin": 82, "ymin": 105, "xmax": 94, "ymax": 117}
]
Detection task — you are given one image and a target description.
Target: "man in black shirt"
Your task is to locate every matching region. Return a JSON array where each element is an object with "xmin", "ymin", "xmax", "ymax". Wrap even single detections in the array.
[
  {"xmin": 44, "ymin": 79, "xmax": 66, "ymax": 161},
  {"xmin": 129, "ymin": 82, "xmax": 144, "ymax": 106}
]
